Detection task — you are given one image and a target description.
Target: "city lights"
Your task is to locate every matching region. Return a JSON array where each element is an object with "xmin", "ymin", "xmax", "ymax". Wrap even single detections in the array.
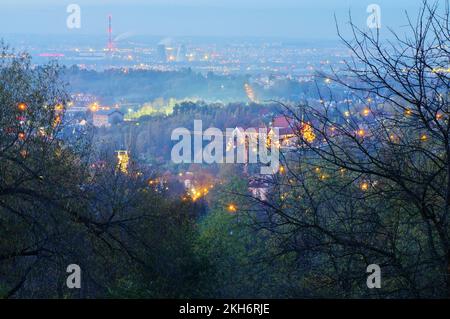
[
  {"xmin": 360, "ymin": 182, "xmax": 369, "ymax": 191},
  {"xmin": 89, "ymin": 102, "xmax": 100, "ymax": 112},
  {"xmin": 362, "ymin": 108, "xmax": 370, "ymax": 116},
  {"xmin": 116, "ymin": 150, "xmax": 130, "ymax": 174},
  {"xmin": 17, "ymin": 102, "xmax": 27, "ymax": 112},
  {"xmin": 227, "ymin": 204, "xmax": 237, "ymax": 213},
  {"xmin": 301, "ymin": 122, "xmax": 316, "ymax": 143},
  {"xmin": 18, "ymin": 132, "xmax": 26, "ymax": 140},
  {"xmin": 0, "ymin": 0, "xmax": 445, "ymax": 301}
]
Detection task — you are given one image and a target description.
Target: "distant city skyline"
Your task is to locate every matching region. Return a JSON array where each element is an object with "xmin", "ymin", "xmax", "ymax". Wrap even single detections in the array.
[{"xmin": 0, "ymin": 0, "xmax": 423, "ymax": 39}]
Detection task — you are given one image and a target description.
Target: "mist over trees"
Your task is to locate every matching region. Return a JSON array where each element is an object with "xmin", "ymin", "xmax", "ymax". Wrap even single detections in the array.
[{"xmin": 63, "ymin": 66, "xmax": 321, "ymax": 105}]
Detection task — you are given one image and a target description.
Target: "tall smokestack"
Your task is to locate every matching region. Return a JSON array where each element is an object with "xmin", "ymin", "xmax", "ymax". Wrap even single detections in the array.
[{"xmin": 107, "ymin": 15, "xmax": 114, "ymax": 51}]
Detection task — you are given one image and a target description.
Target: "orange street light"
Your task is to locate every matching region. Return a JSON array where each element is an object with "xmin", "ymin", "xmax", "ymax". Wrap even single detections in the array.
[
  {"xmin": 227, "ymin": 204, "xmax": 237, "ymax": 213},
  {"xmin": 18, "ymin": 132, "xmax": 26, "ymax": 140},
  {"xmin": 89, "ymin": 102, "xmax": 100, "ymax": 112},
  {"xmin": 362, "ymin": 108, "xmax": 370, "ymax": 117},
  {"xmin": 17, "ymin": 103, "xmax": 28, "ymax": 112},
  {"xmin": 360, "ymin": 182, "xmax": 369, "ymax": 191},
  {"xmin": 357, "ymin": 129, "xmax": 366, "ymax": 137}
]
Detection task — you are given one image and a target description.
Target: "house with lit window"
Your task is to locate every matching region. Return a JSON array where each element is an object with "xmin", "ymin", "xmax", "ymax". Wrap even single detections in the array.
[{"xmin": 269, "ymin": 115, "xmax": 316, "ymax": 149}]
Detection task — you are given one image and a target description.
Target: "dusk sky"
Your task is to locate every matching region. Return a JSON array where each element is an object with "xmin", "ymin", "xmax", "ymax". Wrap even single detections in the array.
[{"xmin": 0, "ymin": 0, "xmax": 423, "ymax": 39}]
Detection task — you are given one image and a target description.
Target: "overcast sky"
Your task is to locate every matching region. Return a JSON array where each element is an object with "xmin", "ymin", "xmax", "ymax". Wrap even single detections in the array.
[{"xmin": 0, "ymin": 0, "xmax": 425, "ymax": 39}]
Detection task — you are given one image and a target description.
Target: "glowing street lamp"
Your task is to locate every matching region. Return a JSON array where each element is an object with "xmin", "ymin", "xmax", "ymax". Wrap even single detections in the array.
[
  {"xmin": 17, "ymin": 103, "xmax": 28, "ymax": 112},
  {"xmin": 227, "ymin": 204, "xmax": 237, "ymax": 213},
  {"xmin": 362, "ymin": 108, "xmax": 370, "ymax": 117},
  {"xmin": 357, "ymin": 129, "xmax": 366, "ymax": 137},
  {"xmin": 360, "ymin": 182, "xmax": 369, "ymax": 191},
  {"xmin": 89, "ymin": 102, "xmax": 100, "ymax": 112},
  {"xmin": 18, "ymin": 132, "xmax": 26, "ymax": 140}
]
